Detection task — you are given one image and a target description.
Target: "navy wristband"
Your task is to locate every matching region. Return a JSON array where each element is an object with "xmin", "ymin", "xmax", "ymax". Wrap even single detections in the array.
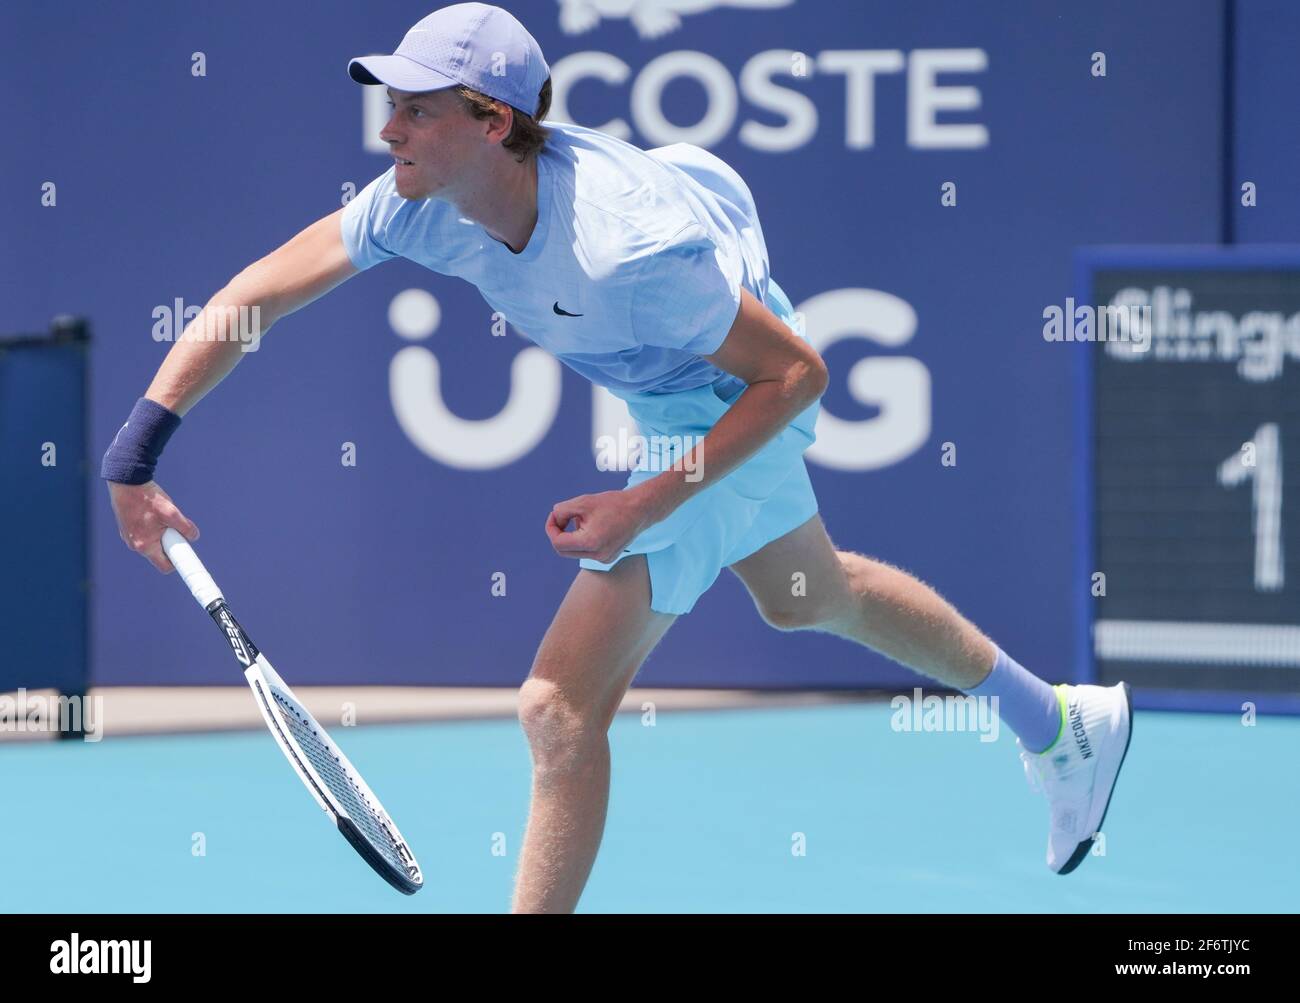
[{"xmin": 100, "ymin": 397, "xmax": 183, "ymax": 485}]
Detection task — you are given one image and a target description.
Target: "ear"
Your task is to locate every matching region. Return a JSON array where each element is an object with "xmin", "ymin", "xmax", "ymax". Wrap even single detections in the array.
[{"xmin": 484, "ymin": 102, "xmax": 515, "ymax": 145}]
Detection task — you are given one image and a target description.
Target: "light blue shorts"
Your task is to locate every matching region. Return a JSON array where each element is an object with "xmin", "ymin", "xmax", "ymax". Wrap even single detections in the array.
[{"xmin": 579, "ymin": 279, "xmax": 822, "ymax": 615}]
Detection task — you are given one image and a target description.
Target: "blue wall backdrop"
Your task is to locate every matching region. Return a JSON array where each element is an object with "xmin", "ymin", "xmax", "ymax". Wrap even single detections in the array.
[
  {"xmin": 2, "ymin": 1, "xmax": 1253, "ymax": 687},
  {"xmin": 1231, "ymin": 0, "xmax": 1300, "ymax": 241}
]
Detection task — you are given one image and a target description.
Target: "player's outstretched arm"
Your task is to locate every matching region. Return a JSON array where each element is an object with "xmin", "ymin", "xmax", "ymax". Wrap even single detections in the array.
[
  {"xmin": 106, "ymin": 208, "xmax": 360, "ymax": 572},
  {"xmin": 145, "ymin": 207, "xmax": 359, "ymax": 416}
]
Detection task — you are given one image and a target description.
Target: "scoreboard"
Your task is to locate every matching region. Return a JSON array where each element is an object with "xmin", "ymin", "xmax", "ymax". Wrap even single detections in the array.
[{"xmin": 1081, "ymin": 249, "xmax": 1300, "ymax": 711}]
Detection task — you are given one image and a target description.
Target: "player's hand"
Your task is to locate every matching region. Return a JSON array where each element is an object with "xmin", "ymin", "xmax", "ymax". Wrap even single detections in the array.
[
  {"xmin": 107, "ymin": 480, "xmax": 200, "ymax": 573},
  {"xmin": 546, "ymin": 489, "xmax": 649, "ymax": 563}
]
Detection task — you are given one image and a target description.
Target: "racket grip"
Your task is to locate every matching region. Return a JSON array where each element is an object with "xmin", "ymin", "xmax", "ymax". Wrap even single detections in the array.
[{"xmin": 162, "ymin": 528, "xmax": 223, "ymax": 608}]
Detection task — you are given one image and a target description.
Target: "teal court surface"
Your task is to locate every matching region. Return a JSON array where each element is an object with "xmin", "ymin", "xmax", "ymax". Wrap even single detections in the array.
[{"xmin": 3, "ymin": 700, "xmax": 1295, "ymax": 913}]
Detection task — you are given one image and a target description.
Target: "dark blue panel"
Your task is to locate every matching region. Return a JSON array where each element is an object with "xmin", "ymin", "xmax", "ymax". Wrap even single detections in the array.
[{"xmin": 0, "ymin": 333, "xmax": 89, "ymax": 694}]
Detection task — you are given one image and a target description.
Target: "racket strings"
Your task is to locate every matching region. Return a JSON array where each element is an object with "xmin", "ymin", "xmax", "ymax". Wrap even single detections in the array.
[{"xmin": 270, "ymin": 688, "xmax": 415, "ymax": 877}]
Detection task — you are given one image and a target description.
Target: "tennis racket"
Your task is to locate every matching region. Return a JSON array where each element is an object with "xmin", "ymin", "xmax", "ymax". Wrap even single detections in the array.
[{"xmin": 161, "ymin": 528, "xmax": 424, "ymax": 895}]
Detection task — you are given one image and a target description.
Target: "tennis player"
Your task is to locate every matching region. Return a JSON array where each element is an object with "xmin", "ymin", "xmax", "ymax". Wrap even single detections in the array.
[{"xmin": 103, "ymin": 3, "xmax": 1132, "ymax": 912}]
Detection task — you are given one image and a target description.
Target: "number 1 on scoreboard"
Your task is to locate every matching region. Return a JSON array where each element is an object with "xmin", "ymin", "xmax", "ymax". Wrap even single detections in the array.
[{"xmin": 1218, "ymin": 422, "xmax": 1283, "ymax": 592}]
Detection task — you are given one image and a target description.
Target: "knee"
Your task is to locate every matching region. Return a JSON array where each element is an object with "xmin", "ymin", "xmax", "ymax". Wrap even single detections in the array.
[
  {"xmin": 756, "ymin": 598, "xmax": 839, "ymax": 632},
  {"xmin": 750, "ymin": 554, "xmax": 859, "ymax": 631},
  {"xmin": 517, "ymin": 678, "xmax": 603, "ymax": 769}
]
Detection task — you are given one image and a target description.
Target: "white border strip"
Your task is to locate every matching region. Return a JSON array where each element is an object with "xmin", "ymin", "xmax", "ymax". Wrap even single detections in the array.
[{"xmin": 1094, "ymin": 619, "xmax": 1300, "ymax": 666}]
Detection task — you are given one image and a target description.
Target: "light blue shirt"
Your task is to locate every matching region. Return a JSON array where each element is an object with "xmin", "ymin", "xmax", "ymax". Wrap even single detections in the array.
[{"xmin": 341, "ymin": 121, "xmax": 774, "ymax": 397}]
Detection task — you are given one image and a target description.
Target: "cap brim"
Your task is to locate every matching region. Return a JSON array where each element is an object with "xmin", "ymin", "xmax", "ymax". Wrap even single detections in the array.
[{"xmin": 347, "ymin": 54, "xmax": 457, "ymax": 92}]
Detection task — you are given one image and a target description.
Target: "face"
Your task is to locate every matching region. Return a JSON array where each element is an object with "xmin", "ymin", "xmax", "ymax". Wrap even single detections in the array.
[{"xmin": 381, "ymin": 88, "xmax": 483, "ymax": 200}]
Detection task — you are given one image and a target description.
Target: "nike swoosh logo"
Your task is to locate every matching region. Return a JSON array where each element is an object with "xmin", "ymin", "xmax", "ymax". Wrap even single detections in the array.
[{"xmin": 553, "ymin": 302, "xmax": 583, "ymax": 317}]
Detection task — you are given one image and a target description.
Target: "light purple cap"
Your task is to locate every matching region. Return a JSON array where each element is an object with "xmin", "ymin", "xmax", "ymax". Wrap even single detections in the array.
[{"xmin": 348, "ymin": 3, "xmax": 550, "ymax": 116}]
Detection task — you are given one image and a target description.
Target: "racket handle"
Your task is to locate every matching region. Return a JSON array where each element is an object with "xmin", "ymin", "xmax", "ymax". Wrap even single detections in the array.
[{"xmin": 162, "ymin": 528, "xmax": 223, "ymax": 608}]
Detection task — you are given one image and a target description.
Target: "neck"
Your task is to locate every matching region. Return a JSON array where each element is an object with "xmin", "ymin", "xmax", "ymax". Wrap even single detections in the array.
[{"xmin": 449, "ymin": 154, "xmax": 539, "ymax": 253}]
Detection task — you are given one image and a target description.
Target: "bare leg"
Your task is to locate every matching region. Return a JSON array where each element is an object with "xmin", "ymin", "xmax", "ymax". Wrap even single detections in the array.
[
  {"xmin": 511, "ymin": 555, "xmax": 675, "ymax": 914},
  {"xmin": 729, "ymin": 514, "xmax": 995, "ymax": 689}
]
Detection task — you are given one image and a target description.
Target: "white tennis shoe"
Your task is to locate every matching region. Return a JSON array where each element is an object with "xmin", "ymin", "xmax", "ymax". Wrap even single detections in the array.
[{"xmin": 1018, "ymin": 682, "xmax": 1133, "ymax": 875}]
